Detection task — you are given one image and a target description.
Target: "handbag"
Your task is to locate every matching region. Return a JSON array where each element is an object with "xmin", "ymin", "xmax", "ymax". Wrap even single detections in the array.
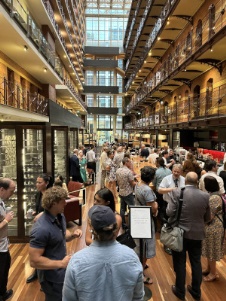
[
  {"xmin": 116, "ymin": 224, "xmax": 136, "ymax": 249},
  {"xmin": 160, "ymin": 188, "xmax": 185, "ymax": 252}
]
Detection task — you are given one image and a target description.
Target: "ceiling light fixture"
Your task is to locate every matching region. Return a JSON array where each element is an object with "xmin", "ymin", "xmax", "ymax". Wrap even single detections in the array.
[
  {"xmin": 24, "ymin": 45, "xmax": 28, "ymax": 51},
  {"xmin": 44, "ymin": 68, "xmax": 47, "ymax": 72}
]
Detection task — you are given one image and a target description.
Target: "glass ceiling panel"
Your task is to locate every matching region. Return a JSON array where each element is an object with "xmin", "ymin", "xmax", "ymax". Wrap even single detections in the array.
[{"xmin": 85, "ymin": 0, "xmax": 132, "ymax": 11}]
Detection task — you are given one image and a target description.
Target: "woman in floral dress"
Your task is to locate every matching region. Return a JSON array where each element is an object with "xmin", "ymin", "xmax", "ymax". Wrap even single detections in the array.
[
  {"xmin": 202, "ymin": 176, "xmax": 225, "ymax": 281},
  {"xmin": 105, "ymin": 150, "xmax": 118, "ymax": 202}
]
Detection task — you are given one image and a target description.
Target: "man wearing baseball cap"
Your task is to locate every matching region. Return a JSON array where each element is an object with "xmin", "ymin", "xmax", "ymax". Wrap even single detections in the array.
[{"xmin": 63, "ymin": 205, "xmax": 144, "ymax": 301}]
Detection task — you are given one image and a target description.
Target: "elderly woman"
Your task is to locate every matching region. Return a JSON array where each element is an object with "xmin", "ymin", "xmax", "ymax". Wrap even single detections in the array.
[
  {"xmin": 202, "ymin": 176, "xmax": 225, "ymax": 281},
  {"xmin": 85, "ymin": 188, "xmax": 122, "ymax": 246},
  {"xmin": 135, "ymin": 166, "xmax": 158, "ymax": 284}
]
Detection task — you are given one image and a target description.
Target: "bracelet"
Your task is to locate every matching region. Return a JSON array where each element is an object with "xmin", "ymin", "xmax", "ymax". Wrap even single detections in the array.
[{"xmin": 4, "ymin": 219, "xmax": 8, "ymax": 224}]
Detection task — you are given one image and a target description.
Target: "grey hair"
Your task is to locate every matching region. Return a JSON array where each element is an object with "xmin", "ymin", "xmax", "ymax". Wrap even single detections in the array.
[{"xmin": 172, "ymin": 164, "xmax": 182, "ymax": 171}]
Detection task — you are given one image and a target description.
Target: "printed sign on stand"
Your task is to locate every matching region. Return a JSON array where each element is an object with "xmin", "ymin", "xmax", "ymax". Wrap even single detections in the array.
[{"xmin": 129, "ymin": 206, "xmax": 152, "ymax": 239}]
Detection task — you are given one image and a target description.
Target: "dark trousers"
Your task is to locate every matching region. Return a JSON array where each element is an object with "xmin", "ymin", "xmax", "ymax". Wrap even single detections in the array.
[
  {"xmin": 155, "ymin": 191, "xmax": 167, "ymax": 225},
  {"xmin": 72, "ymin": 175, "xmax": 83, "ymax": 183},
  {"xmin": 0, "ymin": 251, "xmax": 11, "ymax": 296},
  {"xmin": 172, "ymin": 238, "xmax": 202, "ymax": 297},
  {"xmin": 119, "ymin": 193, "xmax": 134, "ymax": 224},
  {"xmin": 40, "ymin": 281, "xmax": 63, "ymax": 301},
  {"xmin": 87, "ymin": 162, "xmax": 96, "ymax": 173}
]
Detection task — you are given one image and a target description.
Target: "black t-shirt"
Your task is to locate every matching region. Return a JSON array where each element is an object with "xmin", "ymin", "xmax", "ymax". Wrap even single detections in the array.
[
  {"xmin": 140, "ymin": 148, "xmax": 149, "ymax": 158},
  {"xmin": 220, "ymin": 170, "xmax": 226, "ymax": 191}
]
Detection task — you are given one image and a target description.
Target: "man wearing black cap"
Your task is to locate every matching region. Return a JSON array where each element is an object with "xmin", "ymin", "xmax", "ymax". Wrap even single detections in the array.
[{"xmin": 63, "ymin": 205, "xmax": 144, "ymax": 301}]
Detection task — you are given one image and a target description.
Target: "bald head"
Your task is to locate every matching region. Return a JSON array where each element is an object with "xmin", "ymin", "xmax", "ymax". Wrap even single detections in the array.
[
  {"xmin": 73, "ymin": 149, "xmax": 78, "ymax": 155},
  {"xmin": 185, "ymin": 172, "xmax": 198, "ymax": 185},
  {"xmin": 0, "ymin": 178, "xmax": 16, "ymax": 200}
]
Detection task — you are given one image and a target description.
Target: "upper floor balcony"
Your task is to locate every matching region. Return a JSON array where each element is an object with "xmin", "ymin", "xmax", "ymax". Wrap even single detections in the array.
[
  {"xmin": 124, "ymin": 0, "xmax": 175, "ymax": 77},
  {"xmin": 125, "ymin": 0, "xmax": 226, "ymax": 113},
  {"xmin": 124, "ymin": 83, "xmax": 226, "ymax": 130},
  {"xmin": 0, "ymin": 76, "xmax": 49, "ymax": 118},
  {"xmin": 124, "ymin": 0, "xmax": 212, "ymax": 94},
  {"xmin": 124, "ymin": 0, "xmax": 170, "ymax": 78},
  {"xmin": 0, "ymin": 75, "xmax": 85, "ymax": 123},
  {"xmin": 0, "ymin": 0, "xmax": 86, "ymax": 113},
  {"xmin": 41, "ymin": 0, "xmax": 84, "ymax": 85}
]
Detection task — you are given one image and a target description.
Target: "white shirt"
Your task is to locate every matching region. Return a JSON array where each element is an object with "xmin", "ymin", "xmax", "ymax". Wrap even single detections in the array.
[
  {"xmin": 0, "ymin": 199, "xmax": 9, "ymax": 252},
  {"xmin": 159, "ymin": 174, "xmax": 185, "ymax": 202},
  {"xmin": 199, "ymin": 171, "xmax": 225, "ymax": 194},
  {"xmin": 86, "ymin": 149, "xmax": 95, "ymax": 162},
  {"xmin": 148, "ymin": 153, "xmax": 159, "ymax": 165}
]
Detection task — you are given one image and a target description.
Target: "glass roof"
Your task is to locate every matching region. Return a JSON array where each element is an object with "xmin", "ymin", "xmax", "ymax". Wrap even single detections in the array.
[{"xmin": 85, "ymin": 0, "xmax": 132, "ymax": 11}]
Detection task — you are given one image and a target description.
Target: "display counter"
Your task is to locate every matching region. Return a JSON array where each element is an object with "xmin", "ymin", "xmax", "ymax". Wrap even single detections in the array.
[{"xmin": 197, "ymin": 148, "xmax": 225, "ymax": 163}]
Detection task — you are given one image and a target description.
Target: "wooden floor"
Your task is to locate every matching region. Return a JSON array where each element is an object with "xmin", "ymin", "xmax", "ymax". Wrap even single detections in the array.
[{"xmin": 8, "ymin": 173, "xmax": 226, "ymax": 301}]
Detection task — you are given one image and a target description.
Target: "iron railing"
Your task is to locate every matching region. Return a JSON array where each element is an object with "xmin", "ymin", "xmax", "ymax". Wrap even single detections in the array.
[
  {"xmin": 125, "ymin": 0, "xmax": 226, "ymax": 111},
  {"xmin": 124, "ymin": 83, "xmax": 226, "ymax": 129},
  {"xmin": 0, "ymin": 77, "xmax": 48, "ymax": 115}
]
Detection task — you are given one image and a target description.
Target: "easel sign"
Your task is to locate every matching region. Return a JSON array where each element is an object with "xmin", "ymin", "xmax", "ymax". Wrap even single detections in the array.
[{"xmin": 130, "ymin": 206, "xmax": 152, "ymax": 239}]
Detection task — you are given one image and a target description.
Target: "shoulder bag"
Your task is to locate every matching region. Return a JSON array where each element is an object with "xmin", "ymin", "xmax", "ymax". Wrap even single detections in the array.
[
  {"xmin": 116, "ymin": 224, "xmax": 136, "ymax": 249},
  {"xmin": 160, "ymin": 188, "xmax": 185, "ymax": 252}
]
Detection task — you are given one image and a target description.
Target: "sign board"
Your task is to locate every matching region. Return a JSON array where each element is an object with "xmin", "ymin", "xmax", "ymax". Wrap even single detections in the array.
[{"xmin": 130, "ymin": 206, "xmax": 152, "ymax": 239}]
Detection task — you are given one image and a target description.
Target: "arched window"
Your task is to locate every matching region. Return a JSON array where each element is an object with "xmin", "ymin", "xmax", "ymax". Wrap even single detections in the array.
[
  {"xmin": 174, "ymin": 45, "xmax": 179, "ymax": 69},
  {"xmin": 168, "ymin": 53, "xmax": 172, "ymax": 73},
  {"xmin": 186, "ymin": 32, "xmax": 192, "ymax": 57},
  {"xmin": 193, "ymin": 85, "xmax": 200, "ymax": 117},
  {"xmin": 206, "ymin": 78, "xmax": 213, "ymax": 114},
  {"xmin": 184, "ymin": 90, "xmax": 189, "ymax": 116},
  {"xmin": 209, "ymin": 4, "xmax": 215, "ymax": 39},
  {"xmin": 160, "ymin": 101, "xmax": 168, "ymax": 123},
  {"xmin": 174, "ymin": 96, "xmax": 178, "ymax": 121},
  {"xmin": 162, "ymin": 61, "xmax": 167, "ymax": 79},
  {"xmin": 195, "ymin": 20, "xmax": 202, "ymax": 48}
]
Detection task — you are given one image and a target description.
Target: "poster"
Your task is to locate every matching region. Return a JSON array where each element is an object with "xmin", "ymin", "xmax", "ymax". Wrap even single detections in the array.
[{"xmin": 130, "ymin": 206, "xmax": 152, "ymax": 239}]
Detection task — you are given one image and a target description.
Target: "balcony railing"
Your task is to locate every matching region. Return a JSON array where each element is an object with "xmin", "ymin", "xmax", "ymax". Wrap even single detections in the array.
[
  {"xmin": 124, "ymin": 0, "xmax": 141, "ymax": 51},
  {"xmin": 0, "ymin": 0, "xmax": 64, "ymax": 80},
  {"xmin": 126, "ymin": 0, "xmax": 226, "ymax": 112},
  {"xmin": 124, "ymin": 83, "xmax": 226, "ymax": 129},
  {"xmin": 125, "ymin": 0, "xmax": 176, "ymax": 74},
  {"xmin": 42, "ymin": 0, "xmax": 83, "ymax": 85},
  {"xmin": 56, "ymin": 0, "xmax": 84, "ymax": 76},
  {"xmin": 65, "ymin": 0, "xmax": 84, "ymax": 56},
  {"xmin": 63, "ymin": 79, "xmax": 87, "ymax": 109},
  {"xmin": 0, "ymin": 77, "xmax": 49, "ymax": 115}
]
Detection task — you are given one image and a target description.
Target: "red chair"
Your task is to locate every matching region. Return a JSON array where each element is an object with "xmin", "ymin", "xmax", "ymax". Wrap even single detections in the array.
[{"xmin": 64, "ymin": 181, "xmax": 86, "ymax": 226}]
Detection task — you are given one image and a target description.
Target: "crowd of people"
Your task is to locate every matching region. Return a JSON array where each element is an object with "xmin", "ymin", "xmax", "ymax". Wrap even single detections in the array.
[
  {"xmin": 94, "ymin": 141, "xmax": 226, "ymax": 300},
  {"xmin": 1, "ymin": 141, "xmax": 226, "ymax": 301}
]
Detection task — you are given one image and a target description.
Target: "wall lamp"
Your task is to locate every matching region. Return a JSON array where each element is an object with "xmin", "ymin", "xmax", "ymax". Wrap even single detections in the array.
[
  {"xmin": 43, "ymin": 68, "xmax": 47, "ymax": 72},
  {"xmin": 24, "ymin": 45, "xmax": 28, "ymax": 51}
]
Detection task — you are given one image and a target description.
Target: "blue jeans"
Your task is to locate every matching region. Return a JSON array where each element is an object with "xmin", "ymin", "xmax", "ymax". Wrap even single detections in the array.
[{"xmin": 119, "ymin": 193, "xmax": 134, "ymax": 224}]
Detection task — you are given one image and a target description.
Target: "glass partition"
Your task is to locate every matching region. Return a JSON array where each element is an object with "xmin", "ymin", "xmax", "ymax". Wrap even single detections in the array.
[
  {"xmin": 53, "ymin": 129, "xmax": 67, "ymax": 181},
  {"xmin": 0, "ymin": 128, "xmax": 17, "ymax": 236},
  {"xmin": 22, "ymin": 129, "xmax": 43, "ymax": 235}
]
